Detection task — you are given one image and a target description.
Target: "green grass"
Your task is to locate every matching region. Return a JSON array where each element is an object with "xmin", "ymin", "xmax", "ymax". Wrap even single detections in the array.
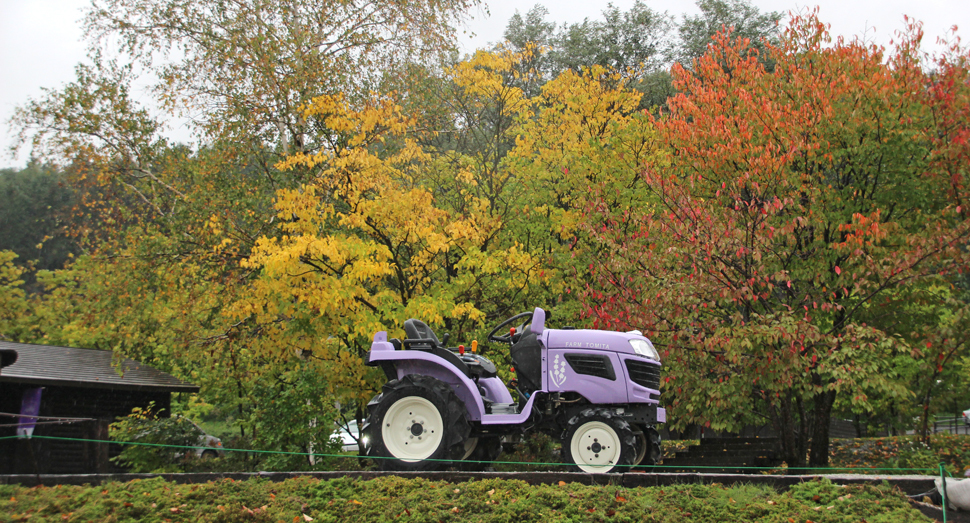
[{"xmin": 0, "ymin": 476, "xmax": 929, "ymax": 523}]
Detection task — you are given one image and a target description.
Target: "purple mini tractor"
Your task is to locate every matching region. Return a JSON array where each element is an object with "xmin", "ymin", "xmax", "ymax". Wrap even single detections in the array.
[{"xmin": 361, "ymin": 307, "xmax": 664, "ymax": 473}]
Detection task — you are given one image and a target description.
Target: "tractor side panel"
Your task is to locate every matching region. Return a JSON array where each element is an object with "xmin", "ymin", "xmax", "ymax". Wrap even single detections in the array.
[
  {"xmin": 478, "ymin": 377, "xmax": 514, "ymax": 404},
  {"xmin": 392, "ymin": 360, "xmax": 485, "ymax": 421},
  {"xmin": 546, "ymin": 349, "xmax": 629, "ymax": 404}
]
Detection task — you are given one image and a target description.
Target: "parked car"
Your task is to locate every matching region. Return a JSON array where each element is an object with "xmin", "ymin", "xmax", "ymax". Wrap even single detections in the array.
[
  {"xmin": 180, "ymin": 417, "xmax": 225, "ymax": 458},
  {"xmin": 963, "ymin": 408, "xmax": 970, "ymax": 427},
  {"xmin": 334, "ymin": 420, "xmax": 364, "ymax": 452}
]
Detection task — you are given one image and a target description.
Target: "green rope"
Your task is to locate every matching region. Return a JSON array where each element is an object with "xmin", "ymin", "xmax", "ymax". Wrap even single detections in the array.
[{"xmin": 0, "ymin": 434, "xmax": 941, "ymax": 474}]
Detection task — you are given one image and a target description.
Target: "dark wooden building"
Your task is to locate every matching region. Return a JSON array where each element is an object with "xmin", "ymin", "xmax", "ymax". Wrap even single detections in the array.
[{"xmin": 0, "ymin": 341, "xmax": 198, "ymax": 474}]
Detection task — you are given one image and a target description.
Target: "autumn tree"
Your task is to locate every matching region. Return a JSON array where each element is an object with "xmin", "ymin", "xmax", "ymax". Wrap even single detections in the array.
[
  {"xmin": 8, "ymin": 0, "xmax": 480, "ymax": 449},
  {"xmin": 583, "ymin": 16, "xmax": 970, "ymax": 467},
  {"xmin": 0, "ymin": 251, "xmax": 31, "ymax": 342}
]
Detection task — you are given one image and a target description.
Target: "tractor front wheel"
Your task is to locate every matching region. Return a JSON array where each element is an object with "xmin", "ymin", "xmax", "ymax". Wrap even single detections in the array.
[
  {"xmin": 364, "ymin": 375, "xmax": 470, "ymax": 471},
  {"xmin": 632, "ymin": 425, "xmax": 662, "ymax": 467},
  {"xmin": 562, "ymin": 408, "xmax": 637, "ymax": 473}
]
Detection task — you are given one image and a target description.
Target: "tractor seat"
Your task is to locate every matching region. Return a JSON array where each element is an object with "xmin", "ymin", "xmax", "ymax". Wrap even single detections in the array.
[{"xmin": 403, "ymin": 318, "xmax": 442, "ymax": 349}]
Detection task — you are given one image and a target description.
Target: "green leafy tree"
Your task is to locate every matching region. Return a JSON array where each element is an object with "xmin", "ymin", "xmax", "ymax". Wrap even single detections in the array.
[
  {"xmin": 500, "ymin": 3, "xmax": 677, "ymax": 109},
  {"xmin": 0, "ymin": 164, "xmax": 78, "ymax": 278},
  {"xmin": 678, "ymin": 0, "xmax": 782, "ymax": 65},
  {"xmin": 109, "ymin": 404, "xmax": 206, "ymax": 473},
  {"xmin": 553, "ymin": 1, "xmax": 674, "ymax": 76}
]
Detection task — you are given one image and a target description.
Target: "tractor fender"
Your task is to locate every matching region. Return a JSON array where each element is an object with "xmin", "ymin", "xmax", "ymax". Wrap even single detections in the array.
[{"xmin": 366, "ymin": 332, "xmax": 487, "ymax": 421}]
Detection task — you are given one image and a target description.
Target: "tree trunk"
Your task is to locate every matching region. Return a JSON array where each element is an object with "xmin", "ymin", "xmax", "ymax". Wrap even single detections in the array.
[
  {"xmin": 808, "ymin": 389, "xmax": 836, "ymax": 467},
  {"xmin": 769, "ymin": 392, "xmax": 807, "ymax": 468}
]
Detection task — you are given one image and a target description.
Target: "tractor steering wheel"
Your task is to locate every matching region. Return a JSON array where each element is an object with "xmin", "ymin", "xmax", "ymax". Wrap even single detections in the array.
[{"xmin": 486, "ymin": 311, "xmax": 534, "ymax": 344}]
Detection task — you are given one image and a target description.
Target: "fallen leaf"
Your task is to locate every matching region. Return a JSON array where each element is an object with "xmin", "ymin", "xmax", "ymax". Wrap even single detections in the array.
[
  {"xmin": 615, "ymin": 494, "xmax": 628, "ymax": 502},
  {"xmin": 451, "ymin": 507, "xmax": 460, "ymax": 513},
  {"xmin": 303, "ymin": 514, "xmax": 314, "ymax": 522},
  {"xmin": 607, "ymin": 509, "xmax": 616, "ymax": 516},
  {"xmin": 453, "ymin": 489, "xmax": 460, "ymax": 494},
  {"xmin": 124, "ymin": 502, "xmax": 133, "ymax": 507},
  {"xmin": 350, "ymin": 500, "xmax": 362, "ymax": 505},
  {"xmin": 170, "ymin": 507, "xmax": 181, "ymax": 514},
  {"xmin": 558, "ymin": 481, "xmax": 566, "ymax": 486},
  {"xmin": 767, "ymin": 500, "xmax": 776, "ymax": 505},
  {"xmin": 487, "ymin": 489, "xmax": 495, "ymax": 496},
  {"xmin": 152, "ymin": 503, "xmax": 157, "ymax": 508}
]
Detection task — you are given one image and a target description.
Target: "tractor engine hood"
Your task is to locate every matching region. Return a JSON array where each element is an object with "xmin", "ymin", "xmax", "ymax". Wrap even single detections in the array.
[{"xmin": 542, "ymin": 328, "xmax": 660, "ymax": 362}]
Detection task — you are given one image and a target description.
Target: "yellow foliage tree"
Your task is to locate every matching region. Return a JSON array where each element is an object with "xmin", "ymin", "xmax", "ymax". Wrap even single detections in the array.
[{"xmin": 236, "ymin": 50, "xmax": 667, "ymax": 407}]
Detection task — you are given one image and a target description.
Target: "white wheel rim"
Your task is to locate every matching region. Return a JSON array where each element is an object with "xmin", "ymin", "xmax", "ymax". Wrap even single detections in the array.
[
  {"xmin": 571, "ymin": 421, "xmax": 622, "ymax": 473},
  {"xmin": 382, "ymin": 396, "xmax": 444, "ymax": 463},
  {"xmin": 632, "ymin": 429, "xmax": 647, "ymax": 465},
  {"xmin": 462, "ymin": 437, "xmax": 479, "ymax": 460}
]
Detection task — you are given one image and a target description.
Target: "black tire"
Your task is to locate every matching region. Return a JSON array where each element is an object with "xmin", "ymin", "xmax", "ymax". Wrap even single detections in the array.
[
  {"xmin": 363, "ymin": 375, "xmax": 471, "ymax": 471},
  {"xmin": 632, "ymin": 425, "xmax": 662, "ymax": 467},
  {"xmin": 644, "ymin": 427, "xmax": 662, "ymax": 465},
  {"xmin": 631, "ymin": 427, "xmax": 648, "ymax": 465},
  {"xmin": 561, "ymin": 408, "xmax": 637, "ymax": 473},
  {"xmin": 201, "ymin": 449, "xmax": 218, "ymax": 459}
]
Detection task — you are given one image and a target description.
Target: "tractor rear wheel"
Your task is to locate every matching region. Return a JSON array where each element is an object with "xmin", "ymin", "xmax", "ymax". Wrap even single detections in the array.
[
  {"xmin": 562, "ymin": 408, "xmax": 637, "ymax": 473},
  {"xmin": 364, "ymin": 375, "xmax": 470, "ymax": 471},
  {"xmin": 460, "ymin": 436, "xmax": 503, "ymax": 471}
]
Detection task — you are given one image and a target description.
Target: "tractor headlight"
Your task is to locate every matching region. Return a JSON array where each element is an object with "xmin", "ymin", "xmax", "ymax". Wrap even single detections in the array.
[{"xmin": 629, "ymin": 339, "xmax": 659, "ymax": 361}]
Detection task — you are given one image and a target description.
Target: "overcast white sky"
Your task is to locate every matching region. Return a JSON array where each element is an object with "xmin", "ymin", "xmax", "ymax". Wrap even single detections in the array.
[{"xmin": 1, "ymin": 0, "xmax": 968, "ymax": 169}]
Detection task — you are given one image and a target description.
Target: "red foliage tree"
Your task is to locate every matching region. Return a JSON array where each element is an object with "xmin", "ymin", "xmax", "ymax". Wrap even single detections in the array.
[{"xmin": 583, "ymin": 14, "xmax": 970, "ymax": 466}]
